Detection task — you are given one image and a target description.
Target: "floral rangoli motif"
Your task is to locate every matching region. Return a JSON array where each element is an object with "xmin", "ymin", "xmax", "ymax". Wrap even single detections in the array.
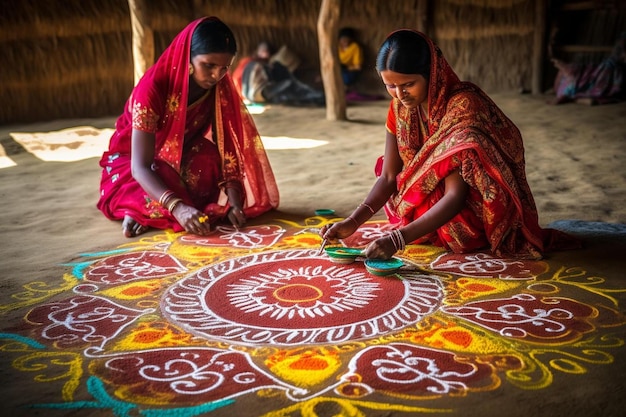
[{"xmin": 1, "ymin": 219, "xmax": 625, "ymax": 416}]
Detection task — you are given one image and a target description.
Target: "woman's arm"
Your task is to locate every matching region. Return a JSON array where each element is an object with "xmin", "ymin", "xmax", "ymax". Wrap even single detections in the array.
[
  {"xmin": 353, "ymin": 130, "xmax": 403, "ymax": 223},
  {"xmin": 401, "ymin": 170, "xmax": 468, "ymax": 242},
  {"xmin": 130, "ymin": 129, "xmax": 165, "ymax": 199},
  {"xmin": 364, "ymin": 169, "xmax": 469, "ymax": 259},
  {"xmin": 320, "ymin": 131, "xmax": 401, "ymax": 240},
  {"xmin": 130, "ymin": 129, "xmax": 212, "ymax": 235}
]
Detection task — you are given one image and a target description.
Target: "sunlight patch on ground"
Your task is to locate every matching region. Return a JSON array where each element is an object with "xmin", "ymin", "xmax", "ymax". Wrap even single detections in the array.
[
  {"xmin": 0, "ymin": 144, "xmax": 16, "ymax": 168},
  {"xmin": 248, "ymin": 104, "xmax": 328, "ymax": 149},
  {"xmin": 9, "ymin": 126, "xmax": 114, "ymax": 162},
  {"xmin": 246, "ymin": 103, "xmax": 267, "ymax": 114},
  {"xmin": 261, "ymin": 136, "xmax": 328, "ymax": 150},
  {"xmin": 0, "ymin": 122, "xmax": 327, "ymax": 169}
]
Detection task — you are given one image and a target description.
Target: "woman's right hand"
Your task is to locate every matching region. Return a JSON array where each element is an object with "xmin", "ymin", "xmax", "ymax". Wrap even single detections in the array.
[
  {"xmin": 172, "ymin": 203, "xmax": 212, "ymax": 235},
  {"xmin": 319, "ymin": 218, "xmax": 359, "ymax": 242}
]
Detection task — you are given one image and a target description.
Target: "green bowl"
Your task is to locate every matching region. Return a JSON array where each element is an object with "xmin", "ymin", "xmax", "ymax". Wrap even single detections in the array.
[
  {"xmin": 315, "ymin": 209, "xmax": 336, "ymax": 216},
  {"xmin": 364, "ymin": 258, "xmax": 404, "ymax": 276},
  {"xmin": 325, "ymin": 247, "xmax": 363, "ymax": 258}
]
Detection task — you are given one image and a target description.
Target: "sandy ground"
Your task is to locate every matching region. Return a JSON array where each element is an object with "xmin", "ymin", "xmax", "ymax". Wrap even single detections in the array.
[
  {"xmin": 0, "ymin": 93, "xmax": 626, "ymax": 416},
  {"xmin": 0, "ymin": 93, "xmax": 625, "ymax": 285}
]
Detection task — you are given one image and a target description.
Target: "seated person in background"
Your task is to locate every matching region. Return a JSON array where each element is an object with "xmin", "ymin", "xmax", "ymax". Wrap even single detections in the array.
[
  {"xmin": 234, "ymin": 42, "xmax": 324, "ymax": 106},
  {"xmin": 550, "ymin": 32, "xmax": 625, "ymax": 105},
  {"xmin": 338, "ymin": 27, "xmax": 363, "ymax": 92},
  {"xmin": 338, "ymin": 27, "xmax": 384, "ymax": 102}
]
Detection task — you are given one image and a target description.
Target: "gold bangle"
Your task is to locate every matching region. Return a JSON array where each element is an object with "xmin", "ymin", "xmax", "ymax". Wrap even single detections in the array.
[
  {"xmin": 167, "ymin": 197, "xmax": 183, "ymax": 213},
  {"xmin": 346, "ymin": 216, "xmax": 359, "ymax": 228},
  {"xmin": 159, "ymin": 190, "xmax": 175, "ymax": 206},
  {"xmin": 388, "ymin": 228, "xmax": 406, "ymax": 252},
  {"xmin": 359, "ymin": 202, "xmax": 375, "ymax": 215}
]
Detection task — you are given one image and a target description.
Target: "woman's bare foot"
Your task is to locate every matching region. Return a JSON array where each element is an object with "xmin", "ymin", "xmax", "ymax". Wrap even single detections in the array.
[{"xmin": 122, "ymin": 215, "xmax": 148, "ymax": 237}]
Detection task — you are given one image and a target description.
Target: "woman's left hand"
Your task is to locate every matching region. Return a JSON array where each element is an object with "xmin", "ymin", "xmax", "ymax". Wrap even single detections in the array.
[
  {"xmin": 171, "ymin": 203, "xmax": 213, "ymax": 236},
  {"xmin": 363, "ymin": 235, "xmax": 397, "ymax": 260},
  {"xmin": 228, "ymin": 206, "xmax": 246, "ymax": 228}
]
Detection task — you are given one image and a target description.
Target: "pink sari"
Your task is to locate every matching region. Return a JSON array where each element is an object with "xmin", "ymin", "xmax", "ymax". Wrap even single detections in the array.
[
  {"xmin": 381, "ymin": 31, "xmax": 579, "ymax": 259},
  {"xmin": 97, "ymin": 17, "xmax": 279, "ymax": 232}
]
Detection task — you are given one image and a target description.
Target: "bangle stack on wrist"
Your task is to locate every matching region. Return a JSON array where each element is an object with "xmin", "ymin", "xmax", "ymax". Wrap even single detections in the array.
[
  {"xmin": 159, "ymin": 190, "xmax": 175, "ymax": 206},
  {"xmin": 389, "ymin": 229, "xmax": 406, "ymax": 252},
  {"xmin": 159, "ymin": 189, "xmax": 183, "ymax": 213},
  {"xmin": 167, "ymin": 197, "xmax": 183, "ymax": 213}
]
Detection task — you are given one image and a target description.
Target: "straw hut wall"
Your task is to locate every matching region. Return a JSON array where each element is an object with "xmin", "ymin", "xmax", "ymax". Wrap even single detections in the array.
[{"xmin": 1, "ymin": 0, "xmax": 624, "ymax": 125}]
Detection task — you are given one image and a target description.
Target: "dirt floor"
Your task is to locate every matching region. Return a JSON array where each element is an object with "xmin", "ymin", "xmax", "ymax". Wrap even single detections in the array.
[
  {"xmin": 1, "ymin": 93, "xmax": 624, "ymax": 282},
  {"xmin": 0, "ymin": 92, "xmax": 625, "ymax": 416}
]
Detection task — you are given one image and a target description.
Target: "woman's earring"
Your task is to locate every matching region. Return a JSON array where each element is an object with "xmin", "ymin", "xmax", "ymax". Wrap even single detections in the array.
[{"xmin": 188, "ymin": 64, "xmax": 194, "ymax": 75}]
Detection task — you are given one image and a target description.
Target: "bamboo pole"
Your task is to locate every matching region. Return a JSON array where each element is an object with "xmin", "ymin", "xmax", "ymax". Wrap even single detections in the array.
[
  {"xmin": 128, "ymin": 0, "xmax": 154, "ymax": 85},
  {"xmin": 317, "ymin": 0, "xmax": 346, "ymax": 121}
]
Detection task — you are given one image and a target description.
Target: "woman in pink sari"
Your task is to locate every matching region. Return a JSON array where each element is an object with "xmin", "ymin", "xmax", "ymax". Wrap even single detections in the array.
[
  {"xmin": 98, "ymin": 17, "xmax": 279, "ymax": 237},
  {"xmin": 321, "ymin": 30, "xmax": 578, "ymax": 260}
]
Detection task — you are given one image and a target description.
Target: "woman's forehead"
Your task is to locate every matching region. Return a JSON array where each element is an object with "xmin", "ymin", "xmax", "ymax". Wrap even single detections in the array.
[
  {"xmin": 193, "ymin": 52, "xmax": 235, "ymax": 65},
  {"xmin": 379, "ymin": 70, "xmax": 421, "ymax": 84}
]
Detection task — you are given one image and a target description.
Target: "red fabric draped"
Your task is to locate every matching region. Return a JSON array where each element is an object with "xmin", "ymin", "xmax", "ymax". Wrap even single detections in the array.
[
  {"xmin": 97, "ymin": 17, "xmax": 279, "ymax": 232},
  {"xmin": 382, "ymin": 31, "xmax": 579, "ymax": 259}
]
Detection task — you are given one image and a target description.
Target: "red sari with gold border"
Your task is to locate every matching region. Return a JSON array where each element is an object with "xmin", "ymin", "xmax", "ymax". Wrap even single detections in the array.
[
  {"xmin": 97, "ymin": 17, "xmax": 279, "ymax": 232},
  {"xmin": 381, "ymin": 31, "xmax": 578, "ymax": 259}
]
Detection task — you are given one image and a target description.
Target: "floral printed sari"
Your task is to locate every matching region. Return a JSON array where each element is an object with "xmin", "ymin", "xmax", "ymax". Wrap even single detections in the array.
[{"xmin": 382, "ymin": 31, "xmax": 578, "ymax": 259}]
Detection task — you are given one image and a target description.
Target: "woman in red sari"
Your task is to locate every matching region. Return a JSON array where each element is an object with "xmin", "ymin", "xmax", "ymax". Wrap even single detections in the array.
[
  {"xmin": 321, "ymin": 30, "xmax": 577, "ymax": 260},
  {"xmin": 98, "ymin": 17, "xmax": 279, "ymax": 237}
]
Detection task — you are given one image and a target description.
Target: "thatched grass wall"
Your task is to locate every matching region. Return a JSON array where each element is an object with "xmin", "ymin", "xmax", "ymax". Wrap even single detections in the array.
[
  {"xmin": 433, "ymin": 0, "xmax": 536, "ymax": 93},
  {"xmin": 1, "ymin": 0, "xmax": 624, "ymax": 125}
]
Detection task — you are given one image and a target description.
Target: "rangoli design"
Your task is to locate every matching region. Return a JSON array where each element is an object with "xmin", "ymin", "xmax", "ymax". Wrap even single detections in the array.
[{"xmin": 1, "ymin": 217, "xmax": 625, "ymax": 416}]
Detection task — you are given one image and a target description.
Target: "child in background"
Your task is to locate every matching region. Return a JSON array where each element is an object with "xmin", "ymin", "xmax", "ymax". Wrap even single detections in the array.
[{"xmin": 338, "ymin": 27, "xmax": 363, "ymax": 93}]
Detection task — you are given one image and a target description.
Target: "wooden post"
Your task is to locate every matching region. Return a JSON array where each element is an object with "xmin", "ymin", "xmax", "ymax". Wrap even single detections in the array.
[
  {"xmin": 128, "ymin": 0, "xmax": 154, "ymax": 85},
  {"xmin": 532, "ymin": 0, "xmax": 547, "ymax": 95},
  {"xmin": 317, "ymin": 0, "xmax": 346, "ymax": 121}
]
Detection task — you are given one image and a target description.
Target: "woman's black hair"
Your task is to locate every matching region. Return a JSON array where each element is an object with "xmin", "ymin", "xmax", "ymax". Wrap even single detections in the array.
[
  {"xmin": 376, "ymin": 30, "xmax": 430, "ymax": 78},
  {"xmin": 338, "ymin": 27, "xmax": 357, "ymax": 40},
  {"xmin": 190, "ymin": 18, "xmax": 237, "ymax": 58}
]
